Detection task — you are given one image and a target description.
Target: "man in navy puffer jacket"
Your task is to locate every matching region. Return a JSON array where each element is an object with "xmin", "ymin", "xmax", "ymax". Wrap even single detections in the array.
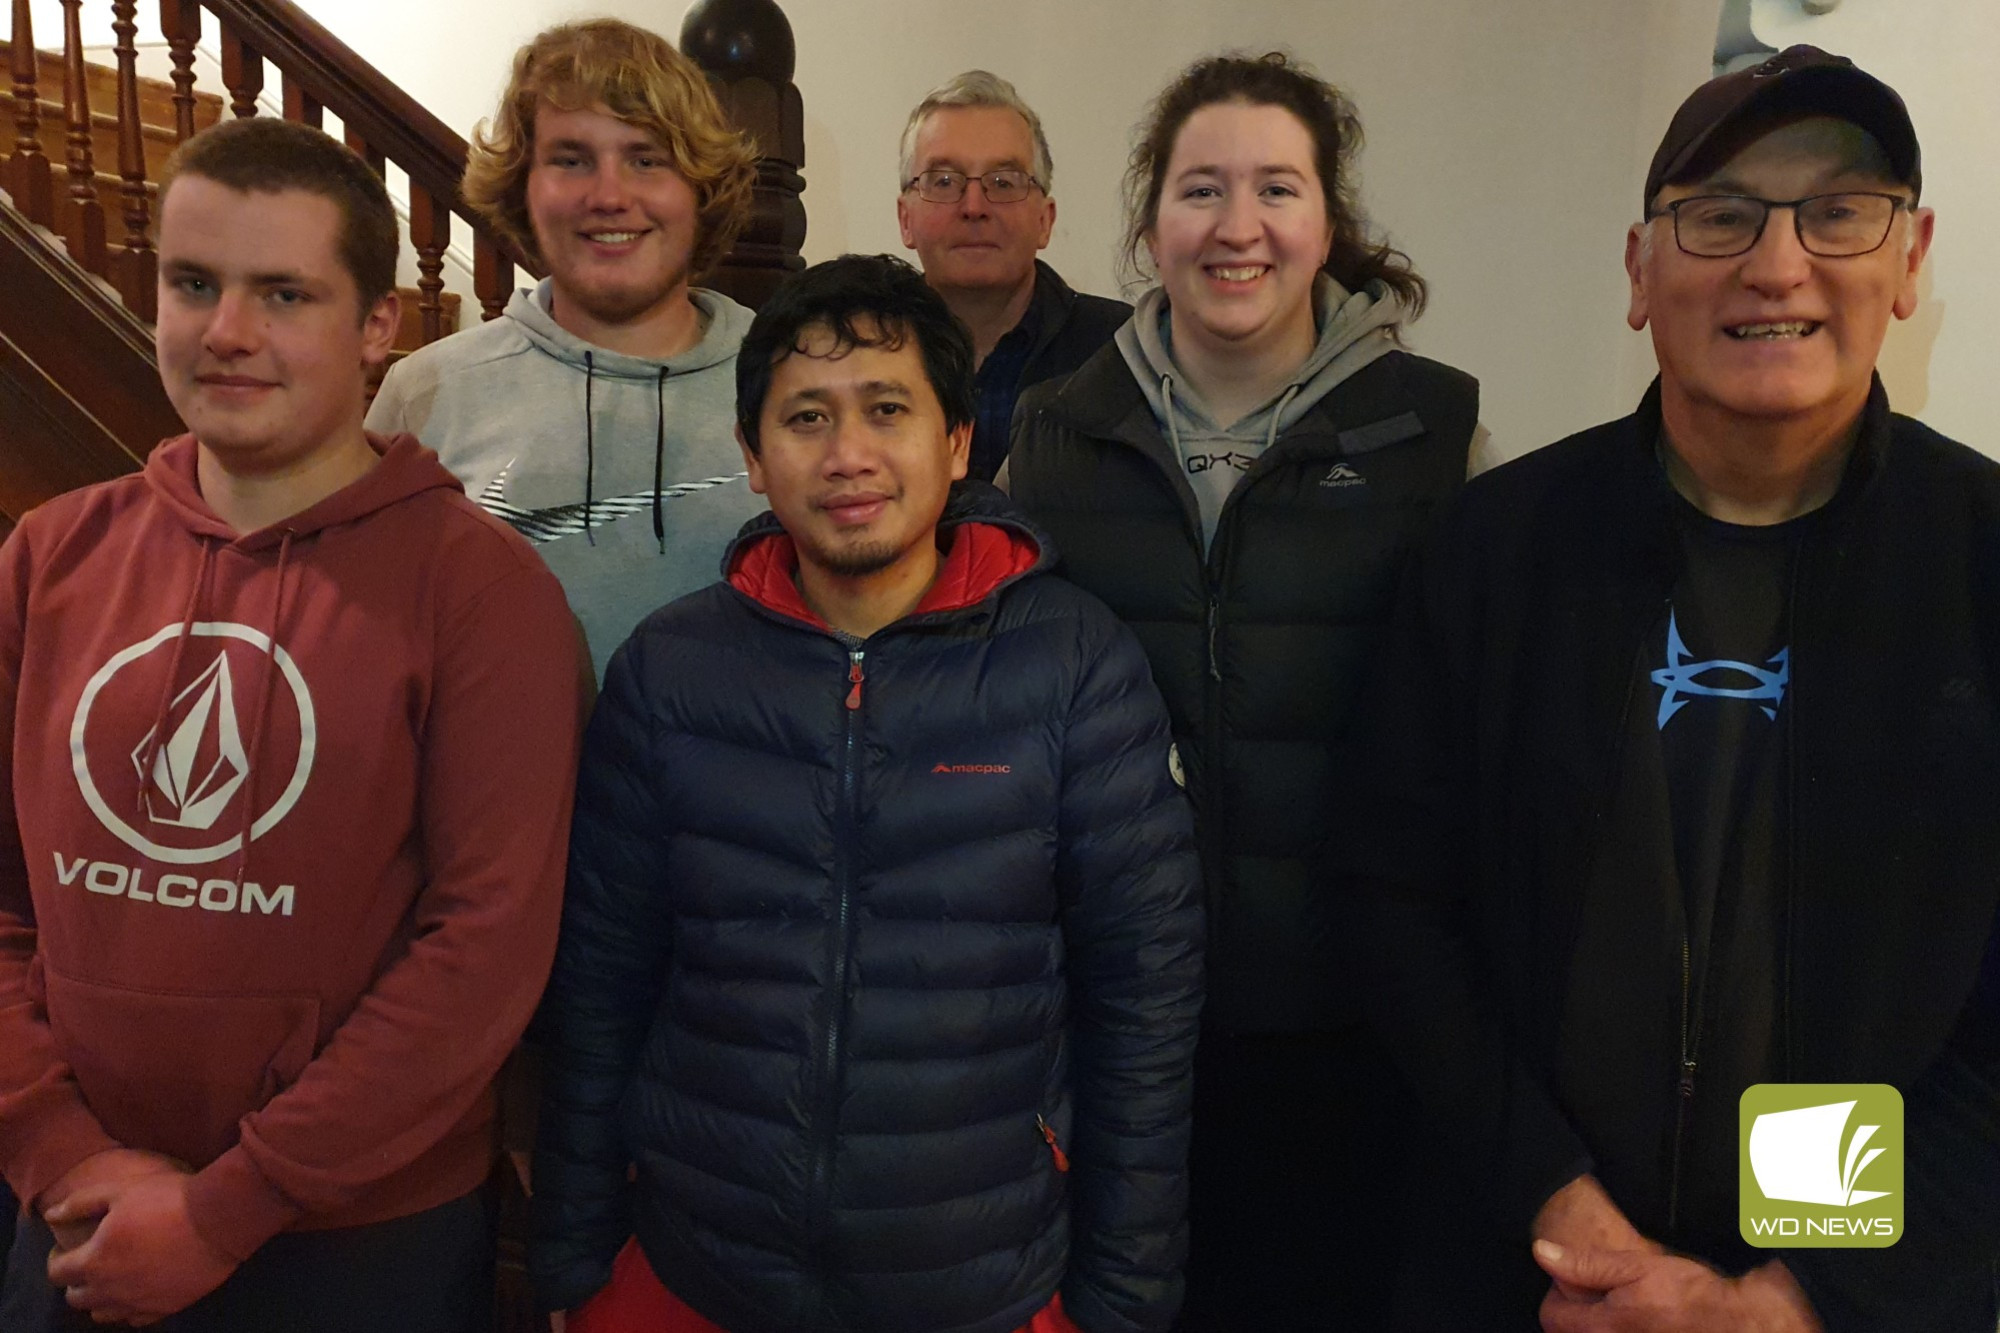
[{"xmin": 530, "ymin": 254, "xmax": 1204, "ymax": 1333}]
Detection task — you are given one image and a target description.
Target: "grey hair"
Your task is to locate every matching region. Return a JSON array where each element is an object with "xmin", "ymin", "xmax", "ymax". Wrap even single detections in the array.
[{"xmin": 897, "ymin": 70, "xmax": 1054, "ymax": 192}]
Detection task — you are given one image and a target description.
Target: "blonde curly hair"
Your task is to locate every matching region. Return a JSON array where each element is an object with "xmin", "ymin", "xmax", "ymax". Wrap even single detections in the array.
[{"xmin": 463, "ymin": 19, "xmax": 758, "ymax": 277}]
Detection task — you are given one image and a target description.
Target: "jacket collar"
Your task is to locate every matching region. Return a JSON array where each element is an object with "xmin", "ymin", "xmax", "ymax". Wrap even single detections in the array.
[
  {"xmin": 1020, "ymin": 260, "xmax": 1078, "ymax": 365},
  {"xmin": 722, "ymin": 482, "xmax": 1054, "ymax": 634},
  {"xmin": 1600, "ymin": 374, "xmax": 1896, "ymax": 566},
  {"xmin": 1048, "ymin": 335, "xmax": 1437, "ymax": 463},
  {"xmin": 1040, "ymin": 339, "xmax": 1443, "ymax": 549}
]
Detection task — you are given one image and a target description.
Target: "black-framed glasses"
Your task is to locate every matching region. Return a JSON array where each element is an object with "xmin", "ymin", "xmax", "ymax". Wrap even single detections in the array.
[
  {"xmin": 1649, "ymin": 192, "xmax": 1910, "ymax": 258},
  {"xmin": 904, "ymin": 169, "xmax": 1042, "ymax": 205}
]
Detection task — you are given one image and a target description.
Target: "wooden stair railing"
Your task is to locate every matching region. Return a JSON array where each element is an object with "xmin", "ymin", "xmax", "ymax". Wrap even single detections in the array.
[{"xmin": 6, "ymin": 0, "xmax": 541, "ymax": 335}]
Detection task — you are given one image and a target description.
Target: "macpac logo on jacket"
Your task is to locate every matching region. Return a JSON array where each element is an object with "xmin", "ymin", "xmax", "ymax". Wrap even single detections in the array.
[{"xmin": 71, "ymin": 621, "xmax": 316, "ymax": 865}]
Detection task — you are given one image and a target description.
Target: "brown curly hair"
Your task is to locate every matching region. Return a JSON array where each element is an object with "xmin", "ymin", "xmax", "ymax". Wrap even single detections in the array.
[
  {"xmin": 463, "ymin": 19, "xmax": 758, "ymax": 277},
  {"xmin": 1123, "ymin": 51, "xmax": 1427, "ymax": 319}
]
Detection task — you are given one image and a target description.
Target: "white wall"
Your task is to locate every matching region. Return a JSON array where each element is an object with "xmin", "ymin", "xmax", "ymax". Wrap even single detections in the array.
[
  {"xmin": 23, "ymin": 1, "xmax": 115, "ymax": 47},
  {"xmin": 39, "ymin": 3, "xmax": 1990, "ymax": 460},
  {"xmin": 1750, "ymin": 0, "xmax": 2000, "ymax": 447}
]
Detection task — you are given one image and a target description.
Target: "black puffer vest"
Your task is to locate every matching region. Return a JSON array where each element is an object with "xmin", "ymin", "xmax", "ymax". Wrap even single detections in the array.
[{"xmin": 1010, "ymin": 345, "xmax": 1475, "ymax": 1032}]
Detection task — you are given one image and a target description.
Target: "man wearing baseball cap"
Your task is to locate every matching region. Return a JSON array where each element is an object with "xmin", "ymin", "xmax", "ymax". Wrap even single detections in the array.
[{"xmin": 1349, "ymin": 47, "xmax": 2000, "ymax": 1331}]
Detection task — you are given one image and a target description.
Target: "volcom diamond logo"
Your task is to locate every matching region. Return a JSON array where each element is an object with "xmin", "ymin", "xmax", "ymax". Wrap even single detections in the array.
[
  {"xmin": 71, "ymin": 622, "xmax": 316, "ymax": 865},
  {"xmin": 131, "ymin": 654, "xmax": 249, "ymax": 830}
]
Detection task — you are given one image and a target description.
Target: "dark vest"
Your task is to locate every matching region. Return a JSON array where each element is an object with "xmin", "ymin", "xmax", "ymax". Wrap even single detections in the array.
[{"xmin": 1010, "ymin": 344, "xmax": 1477, "ymax": 1032}]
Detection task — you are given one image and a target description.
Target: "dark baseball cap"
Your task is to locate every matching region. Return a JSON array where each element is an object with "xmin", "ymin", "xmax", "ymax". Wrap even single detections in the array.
[{"xmin": 1644, "ymin": 45, "xmax": 1920, "ymax": 210}]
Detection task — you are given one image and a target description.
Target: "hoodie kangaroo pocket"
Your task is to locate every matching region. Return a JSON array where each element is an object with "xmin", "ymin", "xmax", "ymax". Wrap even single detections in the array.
[{"xmin": 42, "ymin": 964, "xmax": 319, "ymax": 1169}]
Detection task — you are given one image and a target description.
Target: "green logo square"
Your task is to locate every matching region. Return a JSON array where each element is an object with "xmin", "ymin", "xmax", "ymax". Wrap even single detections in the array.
[{"xmin": 1740, "ymin": 1083, "xmax": 1902, "ymax": 1248}]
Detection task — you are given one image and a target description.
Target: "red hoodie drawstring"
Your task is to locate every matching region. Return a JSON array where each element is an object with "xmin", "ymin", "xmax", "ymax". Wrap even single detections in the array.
[
  {"xmin": 133, "ymin": 539, "xmax": 216, "ymax": 818},
  {"xmin": 230, "ymin": 529, "xmax": 292, "ymax": 888}
]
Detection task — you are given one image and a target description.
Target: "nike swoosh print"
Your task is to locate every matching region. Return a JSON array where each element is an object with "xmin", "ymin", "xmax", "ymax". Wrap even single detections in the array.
[{"xmin": 476, "ymin": 462, "xmax": 748, "ymax": 545}]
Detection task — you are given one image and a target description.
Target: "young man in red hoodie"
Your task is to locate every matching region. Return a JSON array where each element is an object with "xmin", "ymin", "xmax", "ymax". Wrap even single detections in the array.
[{"xmin": 0, "ymin": 117, "xmax": 584, "ymax": 1330}]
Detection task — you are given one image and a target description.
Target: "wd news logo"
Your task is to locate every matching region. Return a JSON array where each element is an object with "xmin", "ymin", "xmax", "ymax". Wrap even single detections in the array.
[{"xmin": 1740, "ymin": 1084, "xmax": 1902, "ymax": 1248}]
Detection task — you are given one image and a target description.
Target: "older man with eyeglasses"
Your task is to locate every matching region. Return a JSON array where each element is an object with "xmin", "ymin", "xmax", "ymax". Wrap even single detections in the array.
[
  {"xmin": 1347, "ymin": 47, "xmax": 2000, "ymax": 1333},
  {"xmin": 897, "ymin": 71, "xmax": 1130, "ymax": 481}
]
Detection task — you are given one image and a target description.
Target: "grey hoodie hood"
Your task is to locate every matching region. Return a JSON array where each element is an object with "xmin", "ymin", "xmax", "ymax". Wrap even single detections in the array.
[
  {"xmin": 1117, "ymin": 276, "xmax": 1406, "ymax": 547},
  {"xmin": 366, "ymin": 280, "xmax": 761, "ymax": 679},
  {"xmin": 505, "ymin": 278, "xmax": 751, "ymax": 379}
]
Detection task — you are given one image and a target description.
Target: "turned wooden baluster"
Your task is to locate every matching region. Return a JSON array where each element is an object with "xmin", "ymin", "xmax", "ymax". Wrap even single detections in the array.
[
  {"xmin": 8, "ymin": 0, "xmax": 54, "ymax": 224},
  {"xmin": 110, "ymin": 0, "xmax": 155, "ymax": 319},
  {"xmin": 281, "ymin": 73, "xmax": 322, "ymax": 128},
  {"xmin": 158, "ymin": 0, "xmax": 199, "ymax": 140},
  {"xmin": 344, "ymin": 128, "xmax": 384, "ymax": 178},
  {"xmin": 220, "ymin": 25, "xmax": 263, "ymax": 118},
  {"xmin": 473, "ymin": 233, "xmax": 514, "ymax": 323},
  {"xmin": 408, "ymin": 183, "xmax": 450, "ymax": 344},
  {"xmin": 59, "ymin": 0, "xmax": 106, "ymax": 273}
]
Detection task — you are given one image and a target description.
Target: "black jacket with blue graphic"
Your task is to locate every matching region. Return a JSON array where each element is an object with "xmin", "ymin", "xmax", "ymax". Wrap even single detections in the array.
[
  {"xmin": 529, "ymin": 486, "xmax": 1204, "ymax": 1333},
  {"xmin": 1349, "ymin": 379, "xmax": 2000, "ymax": 1332}
]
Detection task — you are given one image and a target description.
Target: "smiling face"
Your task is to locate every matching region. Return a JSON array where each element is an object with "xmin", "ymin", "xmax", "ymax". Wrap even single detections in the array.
[
  {"xmin": 155, "ymin": 176, "xmax": 396, "ymax": 470},
  {"xmin": 526, "ymin": 101, "xmax": 700, "ymax": 328},
  {"xmin": 897, "ymin": 105, "xmax": 1054, "ymax": 296},
  {"xmin": 1627, "ymin": 115, "xmax": 1931, "ymax": 434},
  {"xmin": 742, "ymin": 320, "xmax": 969, "ymax": 586},
  {"xmin": 1146, "ymin": 99, "xmax": 1333, "ymax": 365}
]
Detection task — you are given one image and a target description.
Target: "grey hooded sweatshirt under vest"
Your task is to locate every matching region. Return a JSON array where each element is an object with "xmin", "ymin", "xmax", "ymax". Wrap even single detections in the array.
[
  {"xmin": 367, "ymin": 280, "xmax": 761, "ymax": 678},
  {"xmin": 1117, "ymin": 276, "xmax": 1406, "ymax": 548}
]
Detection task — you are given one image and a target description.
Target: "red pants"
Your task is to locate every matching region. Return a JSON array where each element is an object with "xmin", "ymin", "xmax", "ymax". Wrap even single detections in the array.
[{"xmin": 570, "ymin": 1238, "xmax": 1083, "ymax": 1333}]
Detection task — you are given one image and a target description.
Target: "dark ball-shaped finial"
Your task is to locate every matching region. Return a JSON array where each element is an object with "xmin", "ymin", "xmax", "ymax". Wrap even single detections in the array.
[{"xmin": 680, "ymin": 0, "xmax": 796, "ymax": 83}]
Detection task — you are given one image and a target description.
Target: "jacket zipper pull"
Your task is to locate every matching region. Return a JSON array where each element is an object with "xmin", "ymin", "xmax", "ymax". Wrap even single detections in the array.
[
  {"xmin": 1679, "ymin": 1058, "xmax": 1697, "ymax": 1099},
  {"xmin": 1036, "ymin": 1114, "xmax": 1070, "ymax": 1173},
  {"xmin": 845, "ymin": 651, "xmax": 865, "ymax": 711}
]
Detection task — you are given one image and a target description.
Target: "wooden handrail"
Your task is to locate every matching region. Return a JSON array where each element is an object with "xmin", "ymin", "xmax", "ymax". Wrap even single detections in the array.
[
  {"xmin": 8, "ymin": 0, "xmax": 538, "ymax": 348},
  {"xmin": 10, "ymin": 0, "xmax": 810, "ymax": 346},
  {"xmin": 199, "ymin": 0, "xmax": 535, "ymax": 276}
]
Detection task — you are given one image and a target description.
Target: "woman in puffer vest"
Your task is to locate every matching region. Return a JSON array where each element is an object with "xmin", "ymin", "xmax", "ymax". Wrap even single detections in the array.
[{"xmin": 1006, "ymin": 52, "xmax": 1479, "ymax": 1331}]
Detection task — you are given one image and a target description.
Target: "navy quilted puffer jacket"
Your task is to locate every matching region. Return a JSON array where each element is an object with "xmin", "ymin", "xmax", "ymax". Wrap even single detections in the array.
[{"xmin": 531, "ymin": 486, "xmax": 1204, "ymax": 1333}]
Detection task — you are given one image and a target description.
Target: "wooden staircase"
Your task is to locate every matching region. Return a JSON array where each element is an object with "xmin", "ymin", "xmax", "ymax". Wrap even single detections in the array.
[
  {"xmin": 1, "ymin": 0, "xmax": 526, "ymax": 543},
  {"xmin": 1, "ymin": 37, "xmax": 222, "ymax": 217}
]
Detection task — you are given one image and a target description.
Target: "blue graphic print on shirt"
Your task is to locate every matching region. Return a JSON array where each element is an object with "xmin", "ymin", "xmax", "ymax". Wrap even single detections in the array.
[{"xmin": 1650, "ymin": 609, "xmax": 1790, "ymax": 730}]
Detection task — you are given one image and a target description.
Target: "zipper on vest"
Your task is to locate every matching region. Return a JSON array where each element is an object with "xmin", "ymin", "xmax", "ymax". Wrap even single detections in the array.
[
  {"xmin": 1205, "ymin": 596, "xmax": 1222, "ymax": 682},
  {"xmin": 1036, "ymin": 1113, "xmax": 1070, "ymax": 1173},
  {"xmin": 808, "ymin": 649, "xmax": 865, "ymax": 1268}
]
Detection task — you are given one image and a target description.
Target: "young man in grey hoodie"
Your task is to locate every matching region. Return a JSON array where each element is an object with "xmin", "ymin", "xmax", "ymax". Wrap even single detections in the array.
[{"xmin": 367, "ymin": 20, "xmax": 761, "ymax": 678}]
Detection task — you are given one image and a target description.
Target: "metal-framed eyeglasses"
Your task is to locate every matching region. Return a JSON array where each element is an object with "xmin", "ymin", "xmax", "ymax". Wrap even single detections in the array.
[
  {"xmin": 1648, "ymin": 192, "xmax": 1912, "ymax": 259},
  {"xmin": 904, "ymin": 169, "xmax": 1043, "ymax": 205}
]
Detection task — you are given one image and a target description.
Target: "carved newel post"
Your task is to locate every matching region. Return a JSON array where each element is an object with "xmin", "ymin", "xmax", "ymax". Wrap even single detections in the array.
[{"xmin": 680, "ymin": 0, "xmax": 806, "ymax": 310}]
